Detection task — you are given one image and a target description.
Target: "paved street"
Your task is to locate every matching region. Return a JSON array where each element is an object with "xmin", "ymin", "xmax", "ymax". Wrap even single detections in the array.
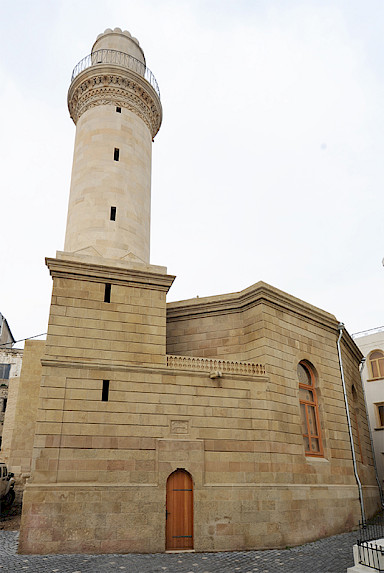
[{"xmin": 0, "ymin": 529, "xmax": 358, "ymax": 573}]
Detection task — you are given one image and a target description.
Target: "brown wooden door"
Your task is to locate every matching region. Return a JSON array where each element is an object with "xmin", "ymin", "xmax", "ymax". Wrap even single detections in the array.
[{"xmin": 166, "ymin": 470, "xmax": 193, "ymax": 550}]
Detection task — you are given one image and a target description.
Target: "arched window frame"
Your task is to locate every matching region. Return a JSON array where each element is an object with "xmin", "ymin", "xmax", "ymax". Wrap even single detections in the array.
[
  {"xmin": 367, "ymin": 349, "xmax": 384, "ymax": 380},
  {"xmin": 166, "ymin": 469, "xmax": 194, "ymax": 550},
  {"xmin": 298, "ymin": 361, "xmax": 324, "ymax": 457}
]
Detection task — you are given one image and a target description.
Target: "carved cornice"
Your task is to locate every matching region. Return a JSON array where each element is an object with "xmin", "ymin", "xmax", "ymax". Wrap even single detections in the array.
[
  {"xmin": 167, "ymin": 281, "xmax": 337, "ymax": 325},
  {"xmin": 45, "ymin": 256, "xmax": 175, "ymax": 292},
  {"xmin": 166, "ymin": 281, "xmax": 362, "ymax": 361},
  {"xmin": 68, "ymin": 65, "xmax": 162, "ymax": 137}
]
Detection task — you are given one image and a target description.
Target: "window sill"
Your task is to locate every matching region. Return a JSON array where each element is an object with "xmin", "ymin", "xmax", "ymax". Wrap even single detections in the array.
[
  {"xmin": 374, "ymin": 426, "xmax": 384, "ymax": 431},
  {"xmin": 367, "ymin": 378, "xmax": 384, "ymax": 382},
  {"xmin": 305, "ymin": 456, "xmax": 329, "ymax": 463}
]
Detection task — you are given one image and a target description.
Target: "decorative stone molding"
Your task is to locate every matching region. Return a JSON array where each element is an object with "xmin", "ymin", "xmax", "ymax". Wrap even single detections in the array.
[
  {"xmin": 166, "ymin": 355, "xmax": 266, "ymax": 376},
  {"xmin": 45, "ymin": 256, "xmax": 175, "ymax": 292},
  {"xmin": 68, "ymin": 67, "xmax": 162, "ymax": 137},
  {"xmin": 167, "ymin": 280, "xmax": 352, "ymax": 336},
  {"xmin": 170, "ymin": 420, "xmax": 189, "ymax": 434}
]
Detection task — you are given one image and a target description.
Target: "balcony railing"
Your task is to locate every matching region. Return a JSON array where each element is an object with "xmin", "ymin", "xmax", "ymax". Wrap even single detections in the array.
[
  {"xmin": 70, "ymin": 49, "xmax": 160, "ymax": 99},
  {"xmin": 167, "ymin": 355, "xmax": 266, "ymax": 376}
]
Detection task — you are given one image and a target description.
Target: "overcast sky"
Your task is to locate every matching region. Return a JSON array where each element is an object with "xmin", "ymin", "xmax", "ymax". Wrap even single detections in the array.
[{"xmin": 1, "ymin": 0, "xmax": 383, "ymax": 346}]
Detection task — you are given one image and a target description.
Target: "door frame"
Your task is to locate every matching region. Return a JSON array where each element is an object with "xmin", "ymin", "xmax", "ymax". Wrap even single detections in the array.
[{"xmin": 165, "ymin": 468, "xmax": 194, "ymax": 550}]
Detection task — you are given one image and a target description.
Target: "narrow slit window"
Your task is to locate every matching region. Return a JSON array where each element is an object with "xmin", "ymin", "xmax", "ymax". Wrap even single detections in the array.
[
  {"xmin": 110, "ymin": 206, "xmax": 116, "ymax": 221},
  {"xmin": 116, "ymin": 106, "xmax": 121, "ymax": 113},
  {"xmin": 102, "ymin": 380, "xmax": 110, "ymax": 402},
  {"xmin": 104, "ymin": 283, "xmax": 111, "ymax": 303},
  {"xmin": 114, "ymin": 148, "xmax": 120, "ymax": 161}
]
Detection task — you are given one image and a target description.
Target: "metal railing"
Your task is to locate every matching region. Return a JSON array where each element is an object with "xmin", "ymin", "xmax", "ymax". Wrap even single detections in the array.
[
  {"xmin": 70, "ymin": 49, "xmax": 160, "ymax": 99},
  {"xmin": 357, "ymin": 518, "xmax": 384, "ymax": 571},
  {"xmin": 359, "ymin": 518, "xmax": 384, "ymax": 544},
  {"xmin": 357, "ymin": 541, "xmax": 384, "ymax": 572}
]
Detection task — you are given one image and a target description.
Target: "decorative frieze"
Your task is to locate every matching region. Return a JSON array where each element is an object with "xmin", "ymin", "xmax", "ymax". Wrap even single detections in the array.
[{"xmin": 68, "ymin": 70, "xmax": 162, "ymax": 137}]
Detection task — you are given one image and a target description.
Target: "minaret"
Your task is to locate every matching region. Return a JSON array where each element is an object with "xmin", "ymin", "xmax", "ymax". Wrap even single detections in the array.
[
  {"xmin": 19, "ymin": 30, "xmax": 174, "ymax": 554},
  {"xmin": 64, "ymin": 27, "xmax": 162, "ymax": 263}
]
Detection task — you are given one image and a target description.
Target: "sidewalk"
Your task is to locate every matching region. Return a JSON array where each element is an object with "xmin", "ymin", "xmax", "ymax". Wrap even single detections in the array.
[{"xmin": 0, "ymin": 529, "xmax": 357, "ymax": 573}]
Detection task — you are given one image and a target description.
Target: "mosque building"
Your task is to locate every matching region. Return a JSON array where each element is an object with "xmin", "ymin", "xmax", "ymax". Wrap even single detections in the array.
[{"xmin": 4, "ymin": 28, "xmax": 380, "ymax": 554}]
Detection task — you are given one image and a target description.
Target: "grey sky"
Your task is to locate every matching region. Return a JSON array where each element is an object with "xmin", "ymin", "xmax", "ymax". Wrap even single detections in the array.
[{"xmin": 0, "ymin": 0, "xmax": 383, "ymax": 345}]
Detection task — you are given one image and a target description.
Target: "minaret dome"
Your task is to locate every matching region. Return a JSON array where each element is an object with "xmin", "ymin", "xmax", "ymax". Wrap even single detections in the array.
[{"xmin": 92, "ymin": 28, "xmax": 146, "ymax": 65}]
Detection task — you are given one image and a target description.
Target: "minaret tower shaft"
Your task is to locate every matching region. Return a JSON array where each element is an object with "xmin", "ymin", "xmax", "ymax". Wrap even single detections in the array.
[{"xmin": 64, "ymin": 27, "xmax": 162, "ymax": 263}]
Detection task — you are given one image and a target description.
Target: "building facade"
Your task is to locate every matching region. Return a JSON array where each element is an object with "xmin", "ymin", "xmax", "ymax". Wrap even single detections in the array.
[
  {"xmin": 0, "ymin": 314, "xmax": 23, "ymax": 450},
  {"xmin": 14, "ymin": 28, "xmax": 381, "ymax": 554},
  {"xmin": 0, "ymin": 313, "xmax": 15, "ymax": 349},
  {"xmin": 1, "ymin": 340, "xmax": 44, "ymax": 480},
  {"xmin": 354, "ymin": 327, "xmax": 384, "ymax": 493}
]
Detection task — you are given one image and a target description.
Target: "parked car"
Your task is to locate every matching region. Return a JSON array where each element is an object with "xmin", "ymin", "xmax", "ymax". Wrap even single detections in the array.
[{"xmin": 0, "ymin": 463, "xmax": 15, "ymax": 509}]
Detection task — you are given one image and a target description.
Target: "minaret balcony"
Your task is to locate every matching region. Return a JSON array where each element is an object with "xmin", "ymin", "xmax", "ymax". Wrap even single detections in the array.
[{"xmin": 70, "ymin": 49, "xmax": 160, "ymax": 99}]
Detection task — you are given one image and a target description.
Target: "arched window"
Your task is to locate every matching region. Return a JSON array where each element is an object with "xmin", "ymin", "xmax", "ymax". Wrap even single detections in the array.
[
  {"xmin": 298, "ymin": 361, "xmax": 323, "ymax": 457},
  {"xmin": 368, "ymin": 350, "xmax": 384, "ymax": 380}
]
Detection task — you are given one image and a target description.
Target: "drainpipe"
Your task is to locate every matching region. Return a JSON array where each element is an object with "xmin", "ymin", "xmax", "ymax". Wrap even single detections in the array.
[
  {"xmin": 359, "ymin": 358, "xmax": 384, "ymax": 508},
  {"xmin": 337, "ymin": 323, "xmax": 366, "ymax": 525}
]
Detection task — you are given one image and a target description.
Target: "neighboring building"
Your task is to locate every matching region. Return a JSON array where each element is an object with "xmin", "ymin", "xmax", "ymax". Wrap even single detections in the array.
[
  {"xmin": 14, "ymin": 28, "xmax": 381, "ymax": 554},
  {"xmin": 0, "ymin": 314, "xmax": 23, "ymax": 449},
  {"xmin": 353, "ymin": 327, "xmax": 384, "ymax": 492},
  {"xmin": 0, "ymin": 313, "xmax": 15, "ymax": 349},
  {"xmin": 1, "ymin": 340, "xmax": 43, "ymax": 477}
]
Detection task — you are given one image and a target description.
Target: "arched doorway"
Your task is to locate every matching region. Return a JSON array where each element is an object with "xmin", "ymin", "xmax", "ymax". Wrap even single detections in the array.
[{"xmin": 166, "ymin": 469, "xmax": 193, "ymax": 550}]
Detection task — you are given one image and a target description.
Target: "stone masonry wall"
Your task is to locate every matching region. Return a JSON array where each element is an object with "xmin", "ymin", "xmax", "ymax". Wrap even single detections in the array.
[
  {"xmin": 166, "ymin": 283, "xmax": 380, "ymax": 512},
  {"xmin": 19, "ymin": 361, "xmax": 372, "ymax": 553},
  {"xmin": 18, "ymin": 277, "xmax": 380, "ymax": 553}
]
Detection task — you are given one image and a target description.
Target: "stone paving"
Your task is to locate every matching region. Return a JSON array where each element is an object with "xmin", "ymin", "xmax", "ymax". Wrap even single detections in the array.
[{"xmin": 0, "ymin": 529, "xmax": 358, "ymax": 573}]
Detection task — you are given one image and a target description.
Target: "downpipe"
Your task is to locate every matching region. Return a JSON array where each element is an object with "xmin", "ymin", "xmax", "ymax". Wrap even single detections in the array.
[
  {"xmin": 337, "ymin": 323, "xmax": 366, "ymax": 525},
  {"xmin": 359, "ymin": 358, "xmax": 384, "ymax": 508}
]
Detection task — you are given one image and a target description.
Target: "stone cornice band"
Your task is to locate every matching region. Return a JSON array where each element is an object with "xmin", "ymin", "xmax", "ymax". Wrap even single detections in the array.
[
  {"xmin": 45, "ymin": 257, "xmax": 175, "ymax": 292},
  {"xmin": 167, "ymin": 281, "xmax": 362, "ymax": 362}
]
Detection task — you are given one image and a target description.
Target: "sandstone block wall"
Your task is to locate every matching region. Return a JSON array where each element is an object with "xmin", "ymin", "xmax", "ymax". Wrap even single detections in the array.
[
  {"xmin": 19, "ymin": 358, "xmax": 377, "ymax": 553},
  {"xmin": 18, "ymin": 276, "xmax": 381, "ymax": 553},
  {"xmin": 167, "ymin": 282, "xmax": 378, "ymax": 492},
  {"xmin": 44, "ymin": 256, "xmax": 173, "ymax": 368}
]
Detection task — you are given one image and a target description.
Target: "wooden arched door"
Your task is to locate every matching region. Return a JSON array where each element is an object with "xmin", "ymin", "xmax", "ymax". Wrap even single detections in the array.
[{"xmin": 166, "ymin": 469, "xmax": 193, "ymax": 550}]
